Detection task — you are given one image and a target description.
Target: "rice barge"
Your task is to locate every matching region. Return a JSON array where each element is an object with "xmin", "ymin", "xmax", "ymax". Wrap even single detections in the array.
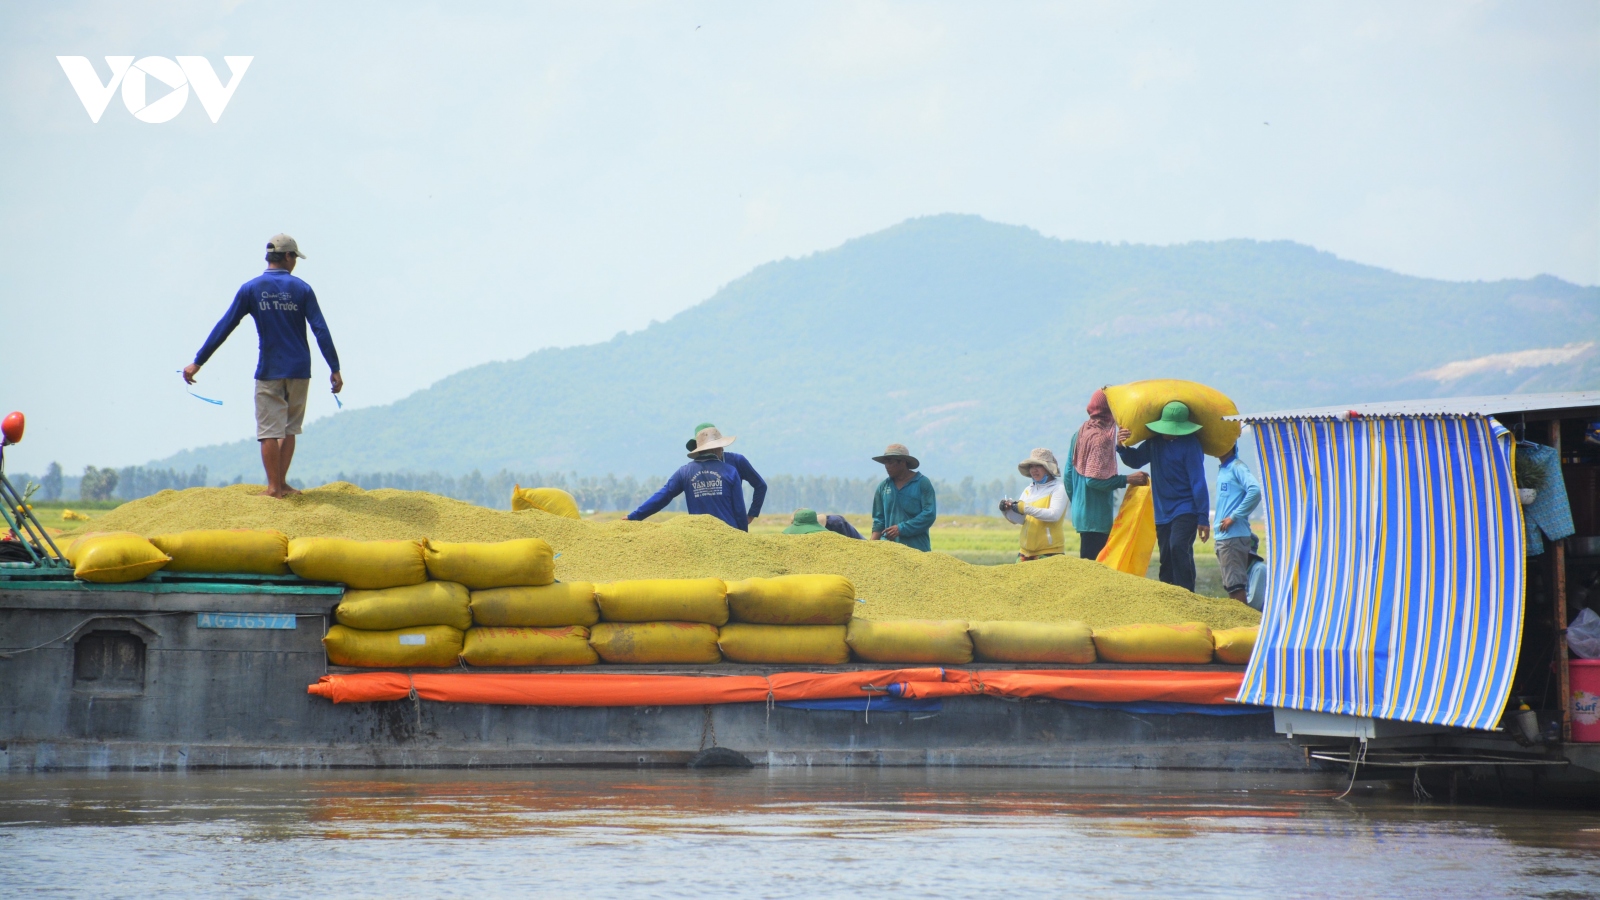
[{"xmin": 2, "ymin": 391, "xmax": 1598, "ymax": 804}]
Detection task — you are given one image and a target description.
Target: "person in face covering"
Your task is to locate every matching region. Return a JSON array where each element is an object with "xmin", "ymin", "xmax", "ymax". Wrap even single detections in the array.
[
  {"xmin": 1065, "ymin": 389, "xmax": 1148, "ymax": 559},
  {"xmin": 1000, "ymin": 449, "xmax": 1068, "ymax": 561}
]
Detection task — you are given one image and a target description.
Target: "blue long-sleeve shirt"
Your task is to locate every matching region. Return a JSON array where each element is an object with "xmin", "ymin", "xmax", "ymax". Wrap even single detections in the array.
[
  {"xmin": 871, "ymin": 472, "xmax": 937, "ymax": 551},
  {"xmin": 1213, "ymin": 457, "xmax": 1260, "ymax": 540},
  {"xmin": 724, "ymin": 451, "xmax": 767, "ymax": 519},
  {"xmin": 194, "ymin": 269, "xmax": 340, "ymax": 380},
  {"xmin": 628, "ymin": 458, "xmax": 750, "ymax": 530},
  {"xmin": 1116, "ymin": 434, "xmax": 1209, "ymax": 525}
]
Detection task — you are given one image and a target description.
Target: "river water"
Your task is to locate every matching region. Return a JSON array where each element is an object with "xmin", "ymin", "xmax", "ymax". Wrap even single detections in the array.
[{"xmin": 1, "ymin": 769, "xmax": 1597, "ymax": 898}]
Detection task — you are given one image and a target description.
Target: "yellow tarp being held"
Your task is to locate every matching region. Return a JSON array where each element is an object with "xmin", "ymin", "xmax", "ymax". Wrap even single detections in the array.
[{"xmin": 1097, "ymin": 485, "xmax": 1157, "ymax": 577}]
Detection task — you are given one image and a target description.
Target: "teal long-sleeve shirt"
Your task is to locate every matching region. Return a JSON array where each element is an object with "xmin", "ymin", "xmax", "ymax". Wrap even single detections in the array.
[
  {"xmin": 871, "ymin": 472, "xmax": 937, "ymax": 551},
  {"xmin": 1064, "ymin": 432, "xmax": 1129, "ymax": 535}
]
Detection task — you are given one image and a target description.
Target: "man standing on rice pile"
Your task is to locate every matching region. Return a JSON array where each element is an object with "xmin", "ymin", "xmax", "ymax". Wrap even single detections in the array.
[
  {"xmin": 1066, "ymin": 389, "xmax": 1149, "ymax": 559},
  {"xmin": 182, "ymin": 234, "xmax": 342, "ymax": 499},
  {"xmin": 628, "ymin": 426, "xmax": 755, "ymax": 531},
  {"xmin": 999, "ymin": 449, "xmax": 1068, "ymax": 561},
  {"xmin": 1213, "ymin": 443, "xmax": 1261, "ymax": 605},
  {"xmin": 1116, "ymin": 401, "xmax": 1210, "ymax": 591},
  {"xmin": 684, "ymin": 421, "xmax": 766, "ymax": 522},
  {"xmin": 870, "ymin": 443, "xmax": 936, "ymax": 551}
]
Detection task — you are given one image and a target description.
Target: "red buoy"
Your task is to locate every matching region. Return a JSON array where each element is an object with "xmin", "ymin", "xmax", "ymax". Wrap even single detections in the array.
[{"xmin": 2, "ymin": 411, "xmax": 24, "ymax": 445}]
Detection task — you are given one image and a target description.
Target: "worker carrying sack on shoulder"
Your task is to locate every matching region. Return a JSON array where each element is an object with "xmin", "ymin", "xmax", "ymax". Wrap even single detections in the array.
[
  {"xmin": 595, "ymin": 578, "xmax": 729, "ymax": 626},
  {"xmin": 150, "ymin": 529, "xmax": 288, "ymax": 575},
  {"xmin": 968, "ymin": 621, "xmax": 1096, "ymax": 664},
  {"xmin": 717, "ymin": 624, "xmax": 850, "ymax": 665},
  {"xmin": 1104, "ymin": 379, "xmax": 1241, "ymax": 458},
  {"xmin": 588, "ymin": 622, "xmax": 722, "ymax": 664},
  {"xmin": 287, "ymin": 537, "xmax": 427, "ymax": 590},
  {"xmin": 462, "ymin": 626, "xmax": 598, "ymax": 666},
  {"xmin": 423, "ymin": 538, "xmax": 555, "ymax": 590},
  {"xmin": 470, "ymin": 582, "xmax": 599, "ymax": 627},
  {"xmin": 67, "ymin": 532, "xmax": 171, "ymax": 584},
  {"xmin": 323, "ymin": 624, "xmax": 464, "ymax": 668},
  {"xmin": 336, "ymin": 581, "xmax": 472, "ymax": 631},
  {"xmin": 1092, "ymin": 622, "xmax": 1215, "ymax": 664},
  {"xmin": 725, "ymin": 575, "xmax": 856, "ymax": 625},
  {"xmin": 845, "ymin": 619, "xmax": 973, "ymax": 664},
  {"xmin": 510, "ymin": 485, "xmax": 582, "ymax": 519}
]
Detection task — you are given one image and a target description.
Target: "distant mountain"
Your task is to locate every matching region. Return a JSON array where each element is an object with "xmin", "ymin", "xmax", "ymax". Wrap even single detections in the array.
[{"xmin": 152, "ymin": 214, "xmax": 1600, "ymax": 481}]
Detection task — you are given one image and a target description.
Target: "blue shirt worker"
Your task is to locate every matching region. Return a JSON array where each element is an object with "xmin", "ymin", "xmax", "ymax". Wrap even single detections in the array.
[
  {"xmin": 629, "ymin": 426, "xmax": 753, "ymax": 531},
  {"xmin": 870, "ymin": 443, "xmax": 937, "ymax": 552},
  {"xmin": 1116, "ymin": 402, "xmax": 1211, "ymax": 592},
  {"xmin": 685, "ymin": 421, "xmax": 766, "ymax": 521},
  {"xmin": 1213, "ymin": 444, "xmax": 1262, "ymax": 604},
  {"xmin": 183, "ymin": 234, "xmax": 342, "ymax": 499}
]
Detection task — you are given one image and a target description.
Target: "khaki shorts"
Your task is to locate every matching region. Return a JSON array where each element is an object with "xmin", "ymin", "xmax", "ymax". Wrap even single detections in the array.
[{"xmin": 255, "ymin": 379, "xmax": 309, "ymax": 440}]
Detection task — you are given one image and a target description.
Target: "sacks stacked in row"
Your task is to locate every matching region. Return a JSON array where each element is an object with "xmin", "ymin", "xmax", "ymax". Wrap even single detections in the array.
[
  {"xmin": 462, "ymin": 575, "xmax": 862, "ymax": 666},
  {"xmin": 319, "ymin": 537, "xmax": 556, "ymax": 667},
  {"xmin": 64, "ymin": 527, "xmax": 293, "ymax": 582},
  {"xmin": 842, "ymin": 620, "xmax": 1259, "ymax": 666}
]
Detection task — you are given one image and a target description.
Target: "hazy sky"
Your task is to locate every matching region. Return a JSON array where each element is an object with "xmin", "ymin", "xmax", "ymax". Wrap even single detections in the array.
[{"xmin": 3, "ymin": 1, "xmax": 1596, "ymax": 474}]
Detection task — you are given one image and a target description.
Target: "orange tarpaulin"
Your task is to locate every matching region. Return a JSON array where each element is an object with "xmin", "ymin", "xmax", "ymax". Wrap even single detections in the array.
[
  {"xmin": 308, "ymin": 668, "xmax": 1244, "ymax": 707},
  {"xmin": 891, "ymin": 669, "xmax": 1246, "ymax": 705}
]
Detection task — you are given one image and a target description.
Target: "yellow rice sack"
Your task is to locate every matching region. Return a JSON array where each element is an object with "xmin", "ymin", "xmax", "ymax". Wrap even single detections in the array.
[
  {"xmin": 1092, "ymin": 622, "xmax": 1215, "ymax": 664},
  {"xmin": 323, "ymin": 624, "xmax": 464, "ymax": 668},
  {"xmin": 717, "ymin": 624, "xmax": 850, "ymax": 665},
  {"xmin": 470, "ymin": 582, "xmax": 599, "ymax": 627},
  {"xmin": 510, "ymin": 485, "xmax": 581, "ymax": 519},
  {"xmin": 423, "ymin": 538, "xmax": 555, "ymax": 590},
  {"xmin": 336, "ymin": 581, "xmax": 472, "ymax": 631},
  {"xmin": 286, "ymin": 537, "xmax": 426, "ymax": 590},
  {"xmin": 595, "ymin": 578, "xmax": 728, "ymax": 626},
  {"xmin": 150, "ymin": 529, "xmax": 289, "ymax": 575},
  {"xmin": 968, "ymin": 621, "xmax": 1096, "ymax": 664},
  {"xmin": 67, "ymin": 532, "xmax": 170, "ymax": 583},
  {"xmin": 1212, "ymin": 626, "xmax": 1259, "ymax": 665},
  {"xmin": 1104, "ymin": 379, "xmax": 1242, "ymax": 458},
  {"xmin": 589, "ymin": 622, "xmax": 722, "ymax": 664},
  {"xmin": 725, "ymin": 575, "xmax": 856, "ymax": 625},
  {"xmin": 462, "ymin": 626, "xmax": 598, "ymax": 666},
  {"xmin": 845, "ymin": 619, "xmax": 973, "ymax": 664}
]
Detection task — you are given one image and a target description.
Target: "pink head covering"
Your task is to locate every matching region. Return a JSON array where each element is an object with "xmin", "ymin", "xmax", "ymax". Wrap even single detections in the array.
[{"xmin": 1073, "ymin": 389, "xmax": 1119, "ymax": 480}]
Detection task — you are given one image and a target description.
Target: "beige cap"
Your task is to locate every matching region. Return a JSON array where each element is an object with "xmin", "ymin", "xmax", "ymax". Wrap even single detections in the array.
[
  {"xmin": 687, "ymin": 426, "xmax": 736, "ymax": 457},
  {"xmin": 1017, "ymin": 448, "xmax": 1061, "ymax": 478},
  {"xmin": 266, "ymin": 233, "xmax": 306, "ymax": 259}
]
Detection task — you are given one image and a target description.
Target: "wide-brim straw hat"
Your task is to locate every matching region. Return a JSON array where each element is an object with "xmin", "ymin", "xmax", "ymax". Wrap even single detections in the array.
[
  {"xmin": 685, "ymin": 421, "xmax": 717, "ymax": 452},
  {"xmin": 687, "ymin": 426, "xmax": 736, "ymax": 457},
  {"xmin": 1017, "ymin": 447, "xmax": 1061, "ymax": 478},
  {"xmin": 1146, "ymin": 400, "xmax": 1204, "ymax": 436},
  {"xmin": 871, "ymin": 443, "xmax": 920, "ymax": 469},
  {"xmin": 783, "ymin": 509, "xmax": 827, "ymax": 534}
]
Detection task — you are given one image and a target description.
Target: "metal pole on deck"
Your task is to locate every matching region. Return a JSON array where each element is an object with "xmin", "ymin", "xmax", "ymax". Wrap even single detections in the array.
[{"xmin": 1551, "ymin": 419, "xmax": 1571, "ymax": 743}]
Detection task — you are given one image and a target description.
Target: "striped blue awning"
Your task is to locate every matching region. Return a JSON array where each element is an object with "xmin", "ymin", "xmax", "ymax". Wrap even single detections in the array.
[{"xmin": 1237, "ymin": 416, "xmax": 1525, "ymax": 731}]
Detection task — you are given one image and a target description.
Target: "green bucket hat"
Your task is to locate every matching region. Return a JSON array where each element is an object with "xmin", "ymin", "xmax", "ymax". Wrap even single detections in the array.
[
  {"xmin": 1146, "ymin": 401, "xmax": 1203, "ymax": 436},
  {"xmin": 686, "ymin": 422, "xmax": 717, "ymax": 452},
  {"xmin": 783, "ymin": 509, "xmax": 827, "ymax": 534}
]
